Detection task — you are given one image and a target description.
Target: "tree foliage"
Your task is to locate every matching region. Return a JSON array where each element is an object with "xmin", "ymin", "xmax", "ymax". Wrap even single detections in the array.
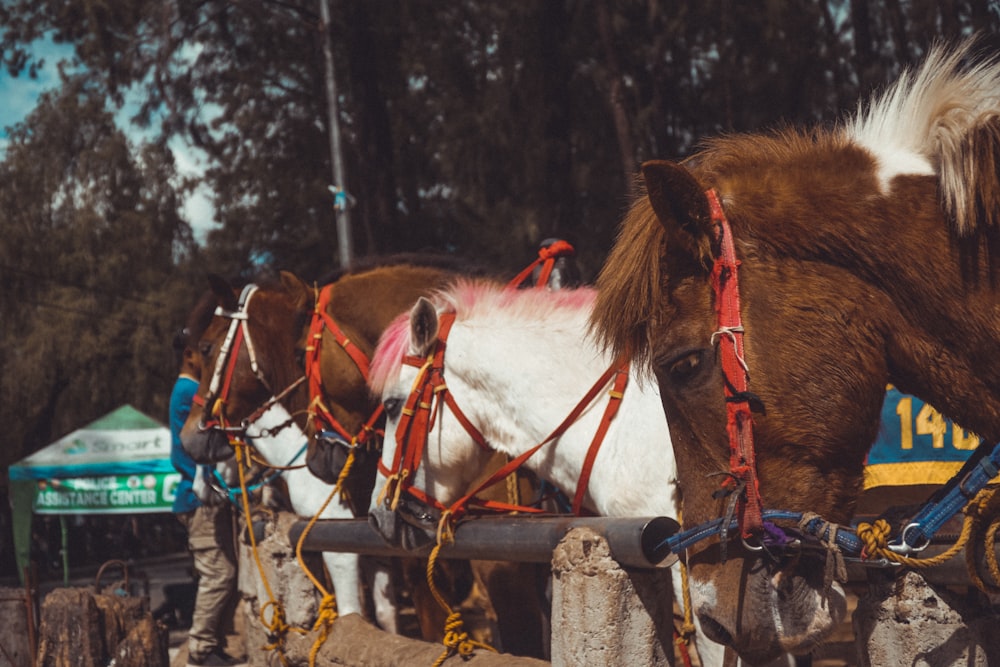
[
  {"xmin": 0, "ymin": 75, "xmax": 200, "ymax": 465},
  {"xmin": 0, "ymin": 0, "xmax": 997, "ymax": 466}
]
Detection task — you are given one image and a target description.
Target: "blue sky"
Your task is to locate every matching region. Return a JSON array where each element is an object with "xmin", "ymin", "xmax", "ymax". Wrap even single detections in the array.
[
  {"xmin": 0, "ymin": 37, "xmax": 218, "ymax": 242},
  {"xmin": 0, "ymin": 38, "xmax": 74, "ymax": 142}
]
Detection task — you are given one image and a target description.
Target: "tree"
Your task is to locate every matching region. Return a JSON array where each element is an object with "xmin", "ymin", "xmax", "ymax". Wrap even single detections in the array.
[
  {"xmin": 2, "ymin": 0, "xmax": 999, "ymax": 462},
  {"xmin": 0, "ymin": 75, "xmax": 198, "ymax": 464}
]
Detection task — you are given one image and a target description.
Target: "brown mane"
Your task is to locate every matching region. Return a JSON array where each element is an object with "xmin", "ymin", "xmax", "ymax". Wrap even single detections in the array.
[{"xmin": 590, "ymin": 193, "xmax": 663, "ymax": 366}]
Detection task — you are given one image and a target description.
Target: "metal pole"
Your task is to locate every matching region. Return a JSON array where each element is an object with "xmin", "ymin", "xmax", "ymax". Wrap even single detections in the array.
[
  {"xmin": 318, "ymin": 0, "xmax": 353, "ymax": 269},
  {"xmin": 263, "ymin": 515, "xmax": 681, "ymax": 569},
  {"xmin": 59, "ymin": 515, "xmax": 69, "ymax": 586}
]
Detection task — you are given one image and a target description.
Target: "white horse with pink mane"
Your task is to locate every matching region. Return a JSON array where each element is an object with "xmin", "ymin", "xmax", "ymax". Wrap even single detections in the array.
[{"xmin": 366, "ymin": 280, "xmax": 736, "ymax": 666}]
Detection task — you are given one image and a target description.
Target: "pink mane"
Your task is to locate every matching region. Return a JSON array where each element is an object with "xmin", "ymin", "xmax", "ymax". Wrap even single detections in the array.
[
  {"xmin": 369, "ymin": 279, "xmax": 597, "ymax": 396},
  {"xmin": 369, "ymin": 313, "xmax": 413, "ymax": 397}
]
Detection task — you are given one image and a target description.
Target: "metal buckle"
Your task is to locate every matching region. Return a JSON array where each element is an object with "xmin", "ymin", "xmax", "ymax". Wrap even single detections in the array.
[
  {"xmin": 887, "ymin": 522, "xmax": 930, "ymax": 555},
  {"xmin": 741, "ymin": 534, "xmax": 764, "ymax": 552}
]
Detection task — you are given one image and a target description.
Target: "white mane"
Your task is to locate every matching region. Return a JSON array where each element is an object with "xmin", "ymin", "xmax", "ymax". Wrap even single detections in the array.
[{"xmin": 844, "ymin": 39, "xmax": 1000, "ymax": 232}]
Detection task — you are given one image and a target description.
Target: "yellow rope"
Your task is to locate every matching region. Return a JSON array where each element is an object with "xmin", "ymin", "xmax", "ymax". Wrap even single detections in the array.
[
  {"xmin": 676, "ymin": 560, "xmax": 696, "ymax": 646},
  {"xmin": 855, "ymin": 484, "xmax": 1000, "ymax": 577},
  {"xmin": 295, "ymin": 449, "xmax": 357, "ymax": 666},
  {"xmin": 426, "ymin": 512, "xmax": 497, "ymax": 667},
  {"xmin": 232, "ymin": 440, "xmax": 302, "ymax": 666},
  {"xmin": 964, "ymin": 484, "xmax": 1000, "ymax": 592},
  {"xmin": 856, "ymin": 511, "xmax": 971, "ymax": 569},
  {"xmin": 673, "ymin": 506, "xmax": 696, "ymax": 651}
]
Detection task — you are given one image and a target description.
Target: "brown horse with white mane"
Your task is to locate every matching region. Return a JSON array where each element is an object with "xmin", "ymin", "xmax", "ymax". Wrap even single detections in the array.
[{"xmin": 591, "ymin": 40, "xmax": 1000, "ymax": 663}]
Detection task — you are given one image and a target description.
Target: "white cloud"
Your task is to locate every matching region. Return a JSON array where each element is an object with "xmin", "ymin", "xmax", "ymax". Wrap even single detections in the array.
[{"xmin": 181, "ymin": 175, "xmax": 220, "ymax": 245}]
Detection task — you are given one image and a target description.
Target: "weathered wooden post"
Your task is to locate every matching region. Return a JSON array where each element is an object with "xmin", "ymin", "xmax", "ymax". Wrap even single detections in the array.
[
  {"xmin": 34, "ymin": 585, "xmax": 167, "ymax": 667},
  {"xmin": 0, "ymin": 586, "xmax": 34, "ymax": 667}
]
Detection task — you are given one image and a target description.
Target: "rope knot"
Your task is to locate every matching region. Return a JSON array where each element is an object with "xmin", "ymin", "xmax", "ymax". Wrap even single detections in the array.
[
  {"xmin": 443, "ymin": 612, "xmax": 472, "ymax": 654},
  {"xmin": 314, "ymin": 593, "xmax": 338, "ymax": 628},
  {"xmin": 308, "ymin": 592, "xmax": 339, "ymax": 665},
  {"xmin": 538, "ymin": 239, "xmax": 575, "ymax": 260},
  {"xmin": 856, "ymin": 518, "xmax": 892, "ymax": 559},
  {"xmin": 431, "ymin": 611, "xmax": 498, "ymax": 666}
]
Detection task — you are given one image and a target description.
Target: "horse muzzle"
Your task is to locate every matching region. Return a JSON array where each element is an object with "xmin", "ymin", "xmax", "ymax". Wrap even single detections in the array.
[
  {"xmin": 689, "ymin": 550, "xmax": 847, "ymax": 661},
  {"xmin": 182, "ymin": 427, "xmax": 236, "ymax": 464},
  {"xmin": 368, "ymin": 498, "xmax": 437, "ymax": 552},
  {"xmin": 306, "ymin": 437, "xmax": 353, "ymax": 485}
]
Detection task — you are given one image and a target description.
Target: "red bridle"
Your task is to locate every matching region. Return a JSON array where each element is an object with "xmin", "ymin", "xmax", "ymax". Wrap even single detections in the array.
[
  {"xmin": 707, "ymin": 188, "xmax": 764, "ymax": 540},
  {"xmin": 198, "ymin": 285, "xmax": 268, "ymax": 431},
  {"xmin": 304, "ymin": 284, "xmax": 384, "ymax": 451},
  {"xmin": 196, "ymin": 283, "xmax": 304, "ymax": 439},
  {"xmin": 377, "ymin": 308, "xmax": 632, "ymax": 522}
]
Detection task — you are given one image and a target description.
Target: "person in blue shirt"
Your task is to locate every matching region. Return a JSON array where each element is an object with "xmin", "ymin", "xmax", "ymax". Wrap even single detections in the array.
[
  {"xmin": 170, "ymin": 325, "xmax": 245, "ymax": 667},
  {"xmin": 170, "ymin": 345, "xmax": 202, "ymax": 516}
]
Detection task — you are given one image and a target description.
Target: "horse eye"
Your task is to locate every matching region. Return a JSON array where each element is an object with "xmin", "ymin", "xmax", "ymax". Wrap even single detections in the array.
[
  {"xmin": 383, "ymin": 398, "xmax": 402, "ymax": 421},
  {"xmin": 199, "ymin": 341, "xmax": 213, "ymax": 357},
  {"xmin": 664, "ymin": 351, "xmax": 703, "ymax": 384},
  {"xmin": 295, "ymin": 348, "xmax": 306, "ymax": 368}
]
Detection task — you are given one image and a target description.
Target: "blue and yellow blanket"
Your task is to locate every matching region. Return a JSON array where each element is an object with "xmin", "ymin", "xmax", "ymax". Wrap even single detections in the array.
[{"xmin": 864, "ymin": 385, "xmax": 981, "ymax": 489}]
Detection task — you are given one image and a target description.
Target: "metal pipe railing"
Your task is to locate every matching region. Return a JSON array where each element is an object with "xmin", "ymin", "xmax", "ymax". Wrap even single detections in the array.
[{"xmin": 253, "ymin": 515, "xmax": 681, "ymax": 569}]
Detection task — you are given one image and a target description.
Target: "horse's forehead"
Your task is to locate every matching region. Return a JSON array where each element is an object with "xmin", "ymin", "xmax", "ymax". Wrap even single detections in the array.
[
  {"xmin": 249, "ymin": 289, "xmax": 300, "ymax": 333},
  {"xmin": 201, "ymin": 314, "xmax": 230, "ymax": 341},
  {"xmin": 647, "ymin": 275, "xmax": 716, "ymax": 345}
]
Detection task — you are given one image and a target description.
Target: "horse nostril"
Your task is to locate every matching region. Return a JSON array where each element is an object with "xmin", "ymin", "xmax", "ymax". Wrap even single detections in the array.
[{"xmin": 699, "ymin": 614, "xmax": 735, "ymax": 647}]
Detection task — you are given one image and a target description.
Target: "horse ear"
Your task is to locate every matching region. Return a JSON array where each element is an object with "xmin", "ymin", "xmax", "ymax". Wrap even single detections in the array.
[
  {"xmin": 207, "ymin": 274, "xmax": 237, "ymax": 313},
  {"xmin": 279, "ymin": 271, "xmax": 313, "ymax": 312},
  {"xmin": 410, "ymin": 297, "xmax": 439, "ymax": 356},
  {"xmin": 641, "ymin": 160, "xmax": 714, "ymax": 269}
]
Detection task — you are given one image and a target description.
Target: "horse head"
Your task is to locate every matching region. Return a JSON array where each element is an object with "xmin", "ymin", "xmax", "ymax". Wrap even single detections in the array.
[
  {"xmin": 300, "ymin": 263, "xmax": 482, "ymax": 511},
  {"xmin": 367, "ymin": 297, "xmax": 498, "ymax": 551},
  {"xmin": 180, "ymin": 273, "xmax": 311, "ymax": 466}
]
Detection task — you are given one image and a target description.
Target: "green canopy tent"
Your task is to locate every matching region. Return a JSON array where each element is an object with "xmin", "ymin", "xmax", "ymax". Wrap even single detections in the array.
[{"xmin": 9, "ymin": 405, "xmax": 180, "ymax": 583}]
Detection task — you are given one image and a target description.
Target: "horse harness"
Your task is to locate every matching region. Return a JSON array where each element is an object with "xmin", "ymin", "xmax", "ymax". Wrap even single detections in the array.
[
  {"xmin": 377, "ymin": 307, "xmax": 632, "ymax": 532},
  {"xmin": 196, "ymin": 285, "xmax": 292, "ymax": 437},
  {"xmin": 305, "ymin": 283, "xmax": 384, "ymax": 453},
  {"xmin": 195, "ymin": 282, "xmax": 381, "ymax": 467}
]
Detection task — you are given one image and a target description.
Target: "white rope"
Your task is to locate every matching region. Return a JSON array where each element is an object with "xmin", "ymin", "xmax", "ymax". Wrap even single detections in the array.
[{"xmin": 710, "ymin": 325, "xmax": 749, "ymax": 374}]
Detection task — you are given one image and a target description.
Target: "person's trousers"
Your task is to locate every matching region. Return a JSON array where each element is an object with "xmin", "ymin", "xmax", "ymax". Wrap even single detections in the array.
[{"xmin": 177, "ymin": 504, "xmax": 238, "ymax": 660}]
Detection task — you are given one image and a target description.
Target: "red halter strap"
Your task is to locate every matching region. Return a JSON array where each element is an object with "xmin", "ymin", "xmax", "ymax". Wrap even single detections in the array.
[
  {"xmin": 304, "ymin": 284, "xmax": 384, "ymax": 448},
  {"xmin": 380, "ymin": 308, "xmax": 631, "ymax": 521},
  {"xmin": 707, "ymin": 188, "xmax": 764, "ymax": 538},
  {"xmin": 441, "ymin": 357, "xmax": 630, "ymax": 520},
  {"xmin": 507, "ymin": 239, "xmax": 576, "ymax": 288},
  {"xmin": 571, "ymin": 362, "xmax": 629, "ymax": 515}
]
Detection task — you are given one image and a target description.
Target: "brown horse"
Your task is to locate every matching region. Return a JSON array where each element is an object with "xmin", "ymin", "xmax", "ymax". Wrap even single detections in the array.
[{"xmin": 591, "ymin": 40, "xmax": 1000, "ymax": 663}]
